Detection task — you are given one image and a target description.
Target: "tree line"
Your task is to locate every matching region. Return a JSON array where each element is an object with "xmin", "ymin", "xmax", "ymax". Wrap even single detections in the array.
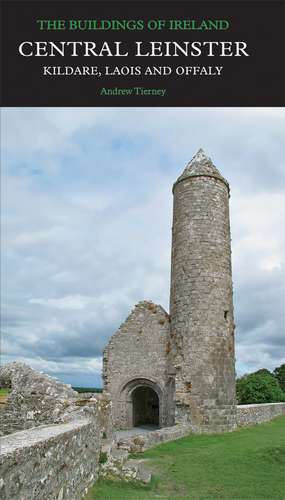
[{"xmin": 236, "ymin": 364, "xmax": 285, "ymax": 404}]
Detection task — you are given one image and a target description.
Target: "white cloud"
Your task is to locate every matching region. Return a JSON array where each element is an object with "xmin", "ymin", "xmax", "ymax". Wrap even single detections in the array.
[
  {"xmin": 2, "ymin": 107, "xmax": 285, "ymax": 385},
  {"xmin": 231, "ymin": 191, "xmax": 285, "ymax": 275},
  {"xmin": 30, "ymin": 295, "xmax": 95, "ymax": 311}
]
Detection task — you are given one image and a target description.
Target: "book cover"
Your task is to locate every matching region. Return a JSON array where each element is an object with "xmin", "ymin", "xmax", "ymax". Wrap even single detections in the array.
[{"xmin": 1, "ymin": 1, "xmax": 285, "ymax": 498}]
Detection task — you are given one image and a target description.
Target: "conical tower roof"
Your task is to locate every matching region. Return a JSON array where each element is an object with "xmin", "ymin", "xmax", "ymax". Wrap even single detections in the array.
[{"xmin": 173, "ymin": 149, "xmax": 229, "ymax": 192}]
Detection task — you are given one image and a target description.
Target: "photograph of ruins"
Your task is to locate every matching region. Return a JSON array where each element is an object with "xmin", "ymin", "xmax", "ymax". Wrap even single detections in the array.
[
  {"xmin": 1, "ymin": 108, "xmax": 285, "ymax": 499},
  {"xmin": 103, "ymin": 148, "xmax": 236, "ymax": 433}
]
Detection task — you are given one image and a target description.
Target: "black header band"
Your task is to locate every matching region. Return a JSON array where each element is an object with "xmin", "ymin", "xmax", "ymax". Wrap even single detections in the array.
[{"xmin": 1, "ymin": 0, "xmax": 284, "ymax": 106}]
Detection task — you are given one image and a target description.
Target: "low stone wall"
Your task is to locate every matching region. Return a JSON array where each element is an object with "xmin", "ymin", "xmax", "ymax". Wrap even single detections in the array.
[
  {"xmin": 0, "ymin": 416, "xmax": 101, "ymax": 500},
  {"xmin": 237, "ymin": 402, "xmax": 285, "ymax": 427},
  {"xmin": 116, "ymin": 424, "xmax": 190, "ymax": 453}
]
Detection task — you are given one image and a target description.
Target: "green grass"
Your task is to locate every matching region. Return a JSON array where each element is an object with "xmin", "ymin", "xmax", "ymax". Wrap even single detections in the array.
[
  {"xmin": 87, "ymin": 416, "xmax": 285, "ymax": 500},
  {"xmin": 0, "ymin": 388, "xmax": 10, "ymax": 396}
]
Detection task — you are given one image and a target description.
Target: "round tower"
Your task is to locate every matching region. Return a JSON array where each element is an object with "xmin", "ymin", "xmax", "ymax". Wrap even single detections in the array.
[{"xmin": 170, "ymin": 149, "xmax": 236, "ymax": 432}]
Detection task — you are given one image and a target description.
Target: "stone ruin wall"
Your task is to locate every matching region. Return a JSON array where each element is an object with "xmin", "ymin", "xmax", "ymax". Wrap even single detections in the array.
[
  {"xmin": 0, "ymin": 363, "xmax": 80, "ymax": 436},
  {"xmin": 103, "ymin": 301, "xmax": 175, "ymax": 429},
  {"xmin": 91, "ymin": 392, "xmax": 114, "ymax": 439},
  {"xmin": 0, "ymin": 362, "xmax": 111, "ymax": 500},
  {"xmin": 0, "ymin": 412, "xmax": 101, "ymax": 500}
]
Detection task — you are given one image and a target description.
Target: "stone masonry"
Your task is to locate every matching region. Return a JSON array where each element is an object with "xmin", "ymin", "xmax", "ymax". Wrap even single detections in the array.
[
  {"xmin": 170, "ymin": 149, "xmax": 236, "ymax": 432},
  {"xmin": 104, "ymin": 149, "xmax": 237, "ymax": 433},
  {"xmin": 103, "ymin": 301, "xmax": 175, "ymax": 429},
  {"xmin": 0, "ymin": 362, "xmax": 104, "ymax": 499},
  {"xmin": 0, "ymin": 362, "xmax": 79, "ymax": 435},
  {"xmin": 0, "ymin": 414, "xmax": 101, "ymax": 500},
  {"xmin": 237, "ymin": 402, "xmax": 285, "ymax": 427}
]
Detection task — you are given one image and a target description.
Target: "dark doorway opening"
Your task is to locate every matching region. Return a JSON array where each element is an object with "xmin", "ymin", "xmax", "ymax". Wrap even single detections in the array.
[{"xmin": 132, "ymin": 386, "xmax": 159, "ymax": 427}]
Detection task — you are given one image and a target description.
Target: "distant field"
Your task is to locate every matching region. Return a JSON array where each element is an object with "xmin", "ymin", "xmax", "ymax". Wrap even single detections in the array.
[
  {"xmin": 87, "ymin": 415, "xmax": 285, "ymax": 499},
  {"xmin": 0, "ymin": 388, "xmax": 10, "ymax": 396},
  {"xmin": 72, "ymin": 387, "xmax": 103, "ymax": 393},
  {"xmin": 0, "ymin": 388, "xmax": 10, "ymax": 403}
]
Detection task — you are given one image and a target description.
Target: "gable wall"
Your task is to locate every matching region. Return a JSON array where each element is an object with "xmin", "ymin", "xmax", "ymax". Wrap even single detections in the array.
[{"xmin": 103, "ymin": 302, "xmax": 174, "ymax": 428}]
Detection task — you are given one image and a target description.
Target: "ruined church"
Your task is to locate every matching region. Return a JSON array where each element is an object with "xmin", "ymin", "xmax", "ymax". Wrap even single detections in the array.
[{"xmin": 103, "ymin": 149, "xmax": 236, "ymax": 433}]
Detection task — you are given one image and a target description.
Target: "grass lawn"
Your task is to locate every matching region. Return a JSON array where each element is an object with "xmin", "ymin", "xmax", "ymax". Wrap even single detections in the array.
[
  {"xmin": 0, "ymin": 388, "xmax": 10, "ymax": 396},
  {"xmin": 87, "ymin": 416, "xmax": 285, "ymax": 500}
]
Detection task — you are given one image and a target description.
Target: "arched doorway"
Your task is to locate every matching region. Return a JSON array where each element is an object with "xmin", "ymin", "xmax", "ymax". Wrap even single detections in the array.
[
  {"xmin": 132, "ymin": 385, "xmax": 159, "ymax": 427},
  {"xmin": 117, "ymin": 377, "xmax": 163, "ymax": 429}
]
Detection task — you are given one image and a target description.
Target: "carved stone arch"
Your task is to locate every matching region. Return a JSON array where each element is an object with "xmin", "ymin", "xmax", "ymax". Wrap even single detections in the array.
[{"xmin": 117, "ymin": 377, "xmax": 164, "ymax": 428}]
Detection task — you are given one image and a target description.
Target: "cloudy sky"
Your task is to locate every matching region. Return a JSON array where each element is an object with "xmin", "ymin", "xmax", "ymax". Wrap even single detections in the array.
[{"xmin": 1, "ymin": 107, "xmax": 285, "ymax": 387}]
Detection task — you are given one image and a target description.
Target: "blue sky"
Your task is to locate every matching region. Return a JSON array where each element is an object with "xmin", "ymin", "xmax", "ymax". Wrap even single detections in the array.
[{"xmin": 1, "ymin": 107, "xmax": 285, "ymax": 387}]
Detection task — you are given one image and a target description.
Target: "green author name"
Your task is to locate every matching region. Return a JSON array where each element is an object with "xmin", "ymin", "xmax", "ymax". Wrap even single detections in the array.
[{"xmin": 100, "ymin": 87, "xmax": 167, "ymax": 97}]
